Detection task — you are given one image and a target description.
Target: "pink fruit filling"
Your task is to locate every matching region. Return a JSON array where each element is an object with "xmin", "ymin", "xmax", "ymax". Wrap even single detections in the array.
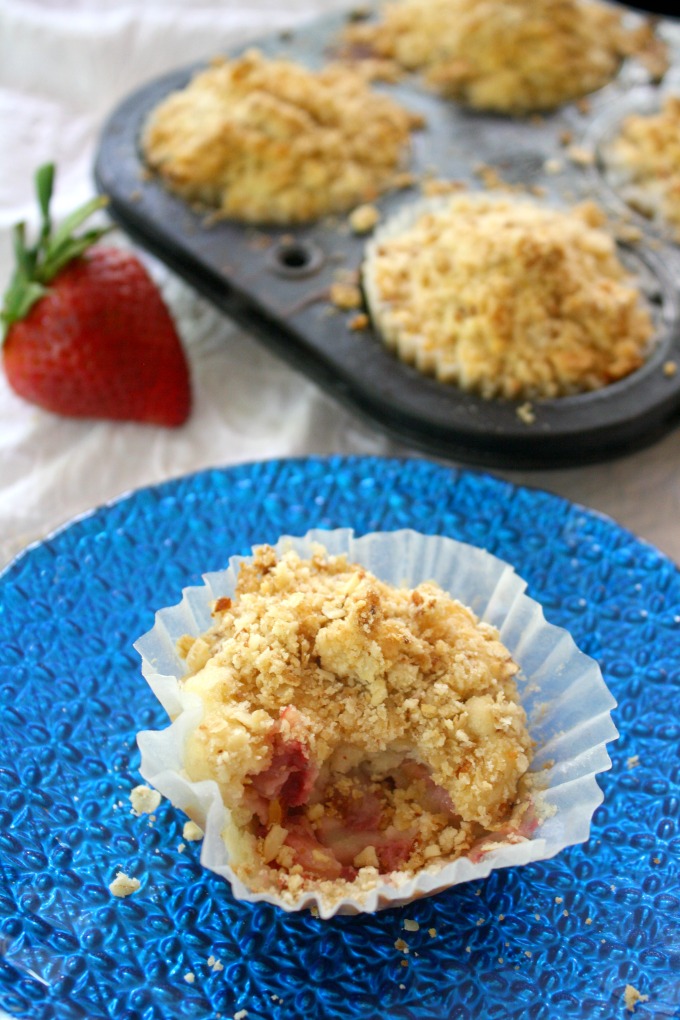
[{"xmin": 244, "ymin": 722, "xmax": 464, "ymax": 882}]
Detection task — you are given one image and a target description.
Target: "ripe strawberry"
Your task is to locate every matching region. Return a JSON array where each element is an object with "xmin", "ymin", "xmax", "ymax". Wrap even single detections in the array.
[{"xmin": 1, "ymin": 164, "xmax": 191, "ymax": 426}]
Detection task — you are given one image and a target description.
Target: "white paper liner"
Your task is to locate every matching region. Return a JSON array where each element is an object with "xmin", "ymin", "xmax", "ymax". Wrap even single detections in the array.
[
  {"xmin": 362, "ymin": 194, "xmax": 457, "ymax": 377},
  {"xmin": 135, "ymin": 528, "xmax": 618, "ymax": 919}
]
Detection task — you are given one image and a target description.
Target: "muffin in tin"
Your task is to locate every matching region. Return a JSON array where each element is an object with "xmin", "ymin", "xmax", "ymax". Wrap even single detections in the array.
[
  {"xmin": 344, "ymin": 0, "xmax": 668, "ymax": 115},
  {"xmin": 362, "ymin": 191, "xmax": 655, "ymax": 400},
  {"xmin": 599, "ymin": 93, "xmax": 680, "ymax": 243},
  {"xmin": 141, "ymin": 48, "xmax": 421, "ymax": 225}
]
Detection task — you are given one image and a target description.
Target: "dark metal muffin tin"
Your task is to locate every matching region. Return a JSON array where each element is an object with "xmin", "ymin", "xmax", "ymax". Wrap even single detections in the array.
[{"xmin": 94, "ymin": 7, "xmax": 680, "ymax": 468}]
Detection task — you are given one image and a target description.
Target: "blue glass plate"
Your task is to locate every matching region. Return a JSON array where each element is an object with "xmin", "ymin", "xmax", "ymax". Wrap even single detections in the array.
[{"xmin": 0, "ymin": 455, "xmax": 678, "ymax": 1020}]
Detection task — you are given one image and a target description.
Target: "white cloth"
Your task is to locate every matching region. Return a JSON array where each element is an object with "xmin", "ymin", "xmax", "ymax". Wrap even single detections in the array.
[{"xmin": 1, "ymin": 0, "xmax": 679, "ymax": 569}]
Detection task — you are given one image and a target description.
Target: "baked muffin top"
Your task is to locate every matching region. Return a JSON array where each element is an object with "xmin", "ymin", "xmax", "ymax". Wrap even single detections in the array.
[
  {"xmin": 601, "ymin": 94, "xmax": 680, "ymax": 242},
  {"xmin": 362, "ymin": 193, "xmax": 654, "ymax": 399},
  {"xmin": 345, "ymin": 0, "xmax": 667, "ymax": 115},
  {"xmin": 142, "ymin": 48, "xmax": 420, "ymax": 224},
  {"xmin": 177, "ymin": 544, "xmax": 533, "ymax": 900}
]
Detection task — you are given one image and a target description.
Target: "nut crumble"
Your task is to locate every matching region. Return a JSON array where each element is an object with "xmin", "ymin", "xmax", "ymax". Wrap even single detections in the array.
[{"xmin": 176, "ymin": 544, "xmax": 534, "ymax": 903}]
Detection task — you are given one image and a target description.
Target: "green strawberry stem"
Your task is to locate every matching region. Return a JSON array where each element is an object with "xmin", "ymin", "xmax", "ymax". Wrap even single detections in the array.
[{"xmin": 1, "ymin": 162, "xmax": 113, "ymax": 337}]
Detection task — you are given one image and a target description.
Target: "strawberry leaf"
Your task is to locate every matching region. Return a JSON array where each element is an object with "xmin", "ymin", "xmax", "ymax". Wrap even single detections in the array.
[
  {"xmin": 1, "ymin": 162, "xmax": 113, "ymax": 338},
  {"xmin": 35, "ymin": 164, "xmax": 55, "ymax": 239},
  {"xmin": 1, "ymin": 279, "xmax": 47, "ymax": 328},
  {"xmin": 48, "ymin": 196, "xmax": 111, "ymax": 259}
]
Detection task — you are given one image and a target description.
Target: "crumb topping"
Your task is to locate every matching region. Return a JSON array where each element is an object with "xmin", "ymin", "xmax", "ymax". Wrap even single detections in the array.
[
  {"xmin": 601, "ymin": 95, "xmax": 680, "ymax": 242},
  {"xmin": 363, "ymin": 193, "xmax": 654, "ymax": 399},
  {"xmin": 344, "ymin": 0, "xmax": 667, "ymax": 114},
  {"xmin": 177, "ymin": 545, "xmax": 534, "ymax": 902},
  {"xmin": 142, "ymin": 48, "xmax": 420, "ymax": 224},
  {"xmin": 330, "ymin": 281, "xmax": 363, "ymax": 310}
]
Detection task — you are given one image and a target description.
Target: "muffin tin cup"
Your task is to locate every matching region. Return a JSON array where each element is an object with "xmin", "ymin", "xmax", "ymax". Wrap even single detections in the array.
[{"xmin": 135, "ymin": 527, "xmax": 618, "ymax": 919}]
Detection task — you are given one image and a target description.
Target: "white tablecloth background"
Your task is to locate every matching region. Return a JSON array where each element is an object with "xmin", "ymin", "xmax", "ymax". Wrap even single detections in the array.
[{"xmin": 1, "ymin": 0, "xmax": 679, "ymax": 570}]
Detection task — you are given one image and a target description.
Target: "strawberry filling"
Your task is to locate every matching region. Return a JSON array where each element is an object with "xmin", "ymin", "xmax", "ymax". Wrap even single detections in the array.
[
  {"xmin": 245, "ymin": 717, "xmax": 462, "ymax": 881},
  {"xmin": 250, "ymin": 734, "xmax": 318, "ymax": 808}
]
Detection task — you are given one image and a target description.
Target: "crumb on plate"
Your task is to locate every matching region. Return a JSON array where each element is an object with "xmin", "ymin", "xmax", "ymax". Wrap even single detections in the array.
[
  {"xmin": 108, "ymin": 872, "xmax": 141, "ymax": 898},
  {"xmin": 624, "ymin": 984, "xmax": 649, "ymax": 1012},
  {"xmin": 130, "ymin": 784, "xmax": 162, "ymax": 816}
]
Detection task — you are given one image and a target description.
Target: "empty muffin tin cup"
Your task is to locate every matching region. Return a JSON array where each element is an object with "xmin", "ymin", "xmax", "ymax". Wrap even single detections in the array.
[{"xmin": 135, "ymin": 527, "xmax": 618, "ymax": 918}]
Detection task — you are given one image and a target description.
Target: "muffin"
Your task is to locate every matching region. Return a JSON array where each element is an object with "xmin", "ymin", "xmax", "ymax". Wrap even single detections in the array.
[
  {"xmin": 174, "ymin": 543, "xmax": 533, "ymax": 902},
  {"xmin": 362, "ymin": 192, "xmax": 655, "ymax": 399},
  {"xmin": 136, "ymin": 529, "xmax": 617, "ymax": 917},
  {"xmin": 344, "ymin": 0, "xmax": 668, "ymax": 115},
  {"xmin": 600, "ymin": 94, "xmax": 680, "ymax": 243},
  {"xmin": 141, "ymin": 48, "xmax": 420, "ymax": 224}
]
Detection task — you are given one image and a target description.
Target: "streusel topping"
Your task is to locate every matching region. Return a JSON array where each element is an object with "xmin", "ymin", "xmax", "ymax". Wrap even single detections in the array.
[
  {"xmin": 142, "ymin": 48, "xmax": 420, "ymax": 224},
  {"xmin": 601, "ymin": 94, "xmax": 680, "ymax": 242},
  {"xmin": 344, "ymin": 0, "xmax": 667, "ymax": 115},
  {"xmin": 362, "ymin": 193, "xmax": 654, "ymax": 399},
  {"xmin": 177, "ymin": 545, "xmax": 533, "ymax": 899}
]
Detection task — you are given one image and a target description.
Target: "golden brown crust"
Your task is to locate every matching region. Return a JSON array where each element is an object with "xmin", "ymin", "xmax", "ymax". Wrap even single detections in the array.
[
  {"xmin": 602, "ymin": 95, "xmax": 680, "ymax": 242},
  {"xmin": 177, "ymin": 545, "xmax": 533, "ymax": 899},
  {"xmin": 141, "ymin": 49, "xmax": 419, "ymax": 224},
  {"xmin": 345, "ymin": 0, "xmax": 666, "ymax": 115},
  {"xmin": 362, "ymin": 193, "xmax": 654, "ymax": 399}
]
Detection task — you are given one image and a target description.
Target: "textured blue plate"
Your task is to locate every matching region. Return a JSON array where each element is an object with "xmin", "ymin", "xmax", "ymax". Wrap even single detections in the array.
[{"xmin": 0, "ymin": 455, "xmax": 678, "ymax": 1020}]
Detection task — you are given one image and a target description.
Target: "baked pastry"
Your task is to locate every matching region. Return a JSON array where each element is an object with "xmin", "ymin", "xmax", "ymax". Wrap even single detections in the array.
[
  {"xmin": 136, "ymin": 528, "xmax": 619, "ymax": 915},
  {"xmin": 141, "ymin": 48, "xmax": 420, "ymax": 224},
  {"xmin": 174, "ymin": 544, "xmax": 533, "ymax": 902},
  {"xmin": 600, "ymin": 94, "xmax": 680, "ymax": 243},
  {"xmin": 344, "ymin": 0, "xmax": 667, "ymax": 115},
  {"xmin": 362, "ymin": 192, "xmax": 654, "ymax": 399}
]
